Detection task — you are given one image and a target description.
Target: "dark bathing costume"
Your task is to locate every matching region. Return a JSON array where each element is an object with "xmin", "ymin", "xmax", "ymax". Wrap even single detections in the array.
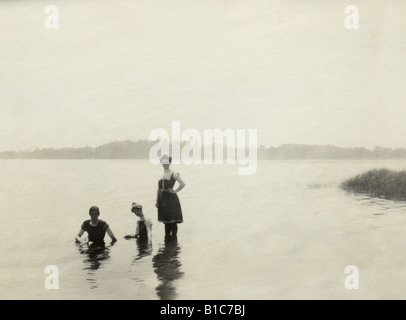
[
  {"xmin": 158, "ymin": 172, "xmax": 183, "ymax": 224},
  {"xmin": 81, "ymin": 220, "xmax": 109, "ymax": 244},
  {"xmin": 137, "ymin": 220, "xmax": 149, "ymax": 241}
]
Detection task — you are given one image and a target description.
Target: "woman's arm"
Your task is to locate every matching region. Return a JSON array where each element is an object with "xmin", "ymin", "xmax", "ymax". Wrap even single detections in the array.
[
  {"xmin": 146, "ymin": 219, "xmax": 153, "ymax": 242},
  {"xmin": 124, "ymin": 226, "xmax": 136, "ymax": 239},
  {"xmin": 172, "ymin": 173, "xmax": 186, "ymax": 193},
  {"xmin": 75, "ymin": 229, "xmax": 86, "ymax": 244},
  {"xmin": 106, "ymin": 226, "xmax": 117, "ymax": 243},
  {"xmin": 134, "ymin": 221, "xmax": 140, "ymax": 237},
  {"xmin": 155, "ymin": 187, "xmax": 160, "ymax": 208}
]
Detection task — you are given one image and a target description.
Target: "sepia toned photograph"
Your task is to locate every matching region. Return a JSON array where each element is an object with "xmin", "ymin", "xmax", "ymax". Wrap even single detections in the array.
[{"xmin": 1, "ymin": 0, "xmax": 406, "ymax": 301}]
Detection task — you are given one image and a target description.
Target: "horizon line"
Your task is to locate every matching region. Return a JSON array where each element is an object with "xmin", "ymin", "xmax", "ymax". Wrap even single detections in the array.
[{"xmin": 0, "ymin": 139, "xmax": 404, "ymax": 153}]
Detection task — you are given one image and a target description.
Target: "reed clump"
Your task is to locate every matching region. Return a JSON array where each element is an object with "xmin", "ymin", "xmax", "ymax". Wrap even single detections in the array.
[{"xmin": 341, "ymin": 168, "xmax": 406, "ymax": 201}]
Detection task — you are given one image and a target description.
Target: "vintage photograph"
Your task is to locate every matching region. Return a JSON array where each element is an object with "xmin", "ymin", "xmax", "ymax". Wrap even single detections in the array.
[{"xmin": 0, "ymin": 0, "xmax": 405, "ymax": 300}]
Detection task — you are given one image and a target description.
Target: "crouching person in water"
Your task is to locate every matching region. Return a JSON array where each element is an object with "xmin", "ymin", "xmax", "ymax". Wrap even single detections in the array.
[
  {"xmin": 75, "ymin": 206, "xmax": 117, "ymax": 246},
  {"xmin": 124, "ymin": 202, "xmax": 152, "ymax": 243}
]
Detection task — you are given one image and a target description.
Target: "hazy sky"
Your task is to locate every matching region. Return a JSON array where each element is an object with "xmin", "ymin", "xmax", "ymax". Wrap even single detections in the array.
[{"xmin": 1, "ymin": 0, "xmax": 405, "ymax": 151}]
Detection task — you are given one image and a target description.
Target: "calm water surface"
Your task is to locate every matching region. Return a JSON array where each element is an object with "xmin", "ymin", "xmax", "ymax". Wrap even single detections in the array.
[{"xmin": 1, "ymin": 159, "xmax": 406, "ymax": 299}]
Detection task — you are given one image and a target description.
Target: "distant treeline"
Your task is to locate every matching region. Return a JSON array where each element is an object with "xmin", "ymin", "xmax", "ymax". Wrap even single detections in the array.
[
  {"xmin": 1, "ymin": 140, "xmax": 406, "ymax": 160},
  {"xmin": 0, "ymin": 140, "xmax": 156, "ymax": 159},
  {"xmin": 258, "ymin": 144, "xmax": 406, "ymax": 160}
]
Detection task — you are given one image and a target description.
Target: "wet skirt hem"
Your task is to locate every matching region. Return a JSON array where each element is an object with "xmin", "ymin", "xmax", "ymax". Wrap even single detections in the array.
[{"xmin": 158, "ymin": 219, "xmax": 183, "ymax": 224}]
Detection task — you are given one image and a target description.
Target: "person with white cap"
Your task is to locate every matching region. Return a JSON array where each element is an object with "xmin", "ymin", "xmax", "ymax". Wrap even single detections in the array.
[{"xmin": 124, "ymin": 202, "xmax": 152, "ymax": 242}]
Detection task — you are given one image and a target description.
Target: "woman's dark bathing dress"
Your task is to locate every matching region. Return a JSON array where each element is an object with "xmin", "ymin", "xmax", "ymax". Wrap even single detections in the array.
[
  {"xmin": 81, "ymin": 220, "xmax": 109, "ymax": 245},
  {"xmin": 137, "ymin": 220, "xmax": 149, "ymax": 241},
  {"xmin": 158, "ymin": 172, "xmax": 183, "ymax": 224}
]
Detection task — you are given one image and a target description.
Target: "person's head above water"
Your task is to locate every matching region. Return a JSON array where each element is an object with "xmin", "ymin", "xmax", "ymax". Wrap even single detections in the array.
[
  {"xmin": 89, "ymin": 206, "xmax": 100, "ymax": 217},
  {"xmin": 160, "ymin": 154, "xmax": 172, "ymax": 164},
  {"xmin": 131, "ymin": 202, "xmax": 143, "ymax": 217},
  {"xmin": 131, "ymin": 202, "xmax": 142, "ymax": 211},
  {"xmin": 160, "ymin": 155, "xmax": 172, "ymax": 169}
]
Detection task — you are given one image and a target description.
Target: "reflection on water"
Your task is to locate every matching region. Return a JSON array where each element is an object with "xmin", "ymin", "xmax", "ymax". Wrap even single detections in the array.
[
  {"xmin": 153, "ymin": 239, "xmax": 184, "ymax": 300},
  {"xmin": 133, "ymin": 238, "xmax": 153, "ymax": 262},
  {"xmin": 355, "ymin": 194, "xmax": 406, "ymax": 214},
  {"xmin": 76, "ymin": 243, "xmax": 112, "ymax": 289}
]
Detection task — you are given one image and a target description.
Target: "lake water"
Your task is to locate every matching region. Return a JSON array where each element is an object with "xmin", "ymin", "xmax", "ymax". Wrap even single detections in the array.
[{"xmin": 1, "ymin": 159, "xmax": 406, "ymax": 300}]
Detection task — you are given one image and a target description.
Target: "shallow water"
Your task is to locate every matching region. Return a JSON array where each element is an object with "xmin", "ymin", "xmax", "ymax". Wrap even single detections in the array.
[{"xmin": 1, "ymin": 159, "xmax": 406, "ymax": 299}]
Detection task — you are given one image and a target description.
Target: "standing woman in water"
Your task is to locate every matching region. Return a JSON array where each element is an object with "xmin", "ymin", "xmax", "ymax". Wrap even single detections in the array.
[{"xmin": 156, "ymin": 155, "xmax": 186, "ymax": 241}]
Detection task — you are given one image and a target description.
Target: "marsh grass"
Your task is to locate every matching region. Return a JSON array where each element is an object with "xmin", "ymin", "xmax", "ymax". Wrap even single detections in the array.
[{"xmin": 341, "ymin": 168, "xmax": 406, "ymax": 201}]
